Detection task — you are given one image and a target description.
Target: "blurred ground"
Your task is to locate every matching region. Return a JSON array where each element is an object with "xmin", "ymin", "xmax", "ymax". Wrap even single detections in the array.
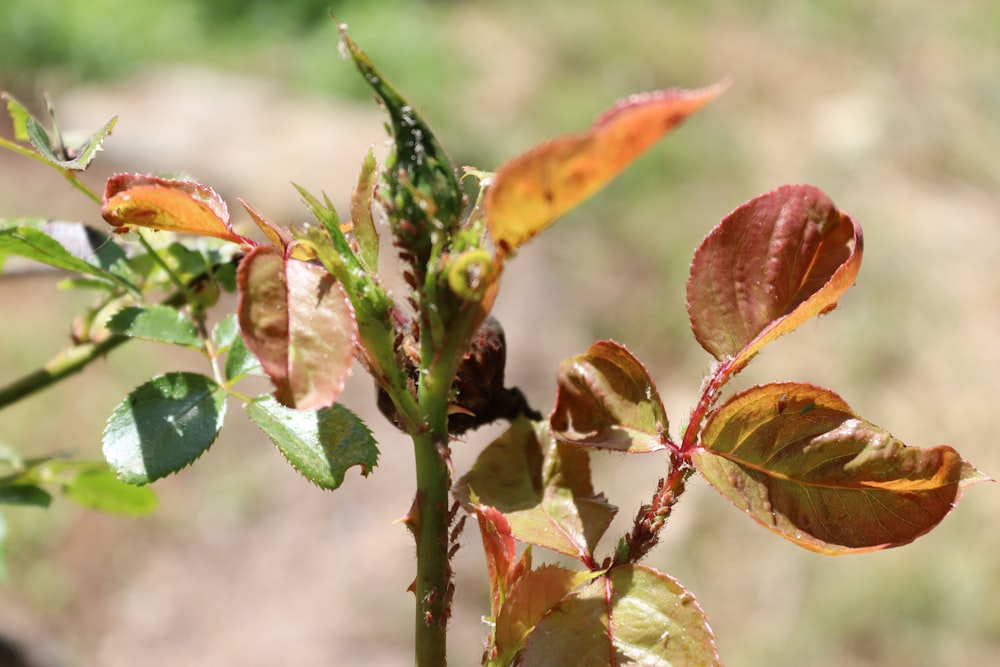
[{"xmin": 1, "ymin": 1, "xmax": 998, "ymax": 666}]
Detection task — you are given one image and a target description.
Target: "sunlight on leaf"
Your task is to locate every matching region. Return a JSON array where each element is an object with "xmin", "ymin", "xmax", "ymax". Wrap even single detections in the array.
[
  {"xmin": 520, "ymin": 564, "xmax": 720, "ymax": 667},
  {"xmin": 551, "ymin": 340, "xmax": 670, "ymax": 453},
  {"xmin": 246, "ymin": 396, "xmax": 378, "ymax": 490},
  {"xmin": 102, "ymin": 174, "xmax": 252, "ymax": 245},
  {"xmin": 692, "ymin": 382, "xmax": 989, "ymax": 554},
  {"xmin": 687, "ymin": 184, "xmax": 862, "ymax": 372},
  {"xmin": 486, "ymin": 84, "xmax": 724, "ymax": 259},
  {"xmin": 473, "ymin": 504, "xmax": 531, "ymax": 621},
  {"xmin": 494, "ymin": 564, "xmax": 598, "ymax": 666},
  {"xmin": 62, "ymin": 469, "xmax": 158, "ymax": 516},
  {"xmin": 103, "ymin": 372, "xmax": 227, "ymax": 485},
  {"xmin": 455, "ymin": 418, "xmax": 616, "ymax": 562},
  {"xmin": 237, "ymin": 246, "xmax": 357, "ymax": 410},
  {"xmin": 106, "ymin": 305, "xmax": 203, "ymax": 349}
]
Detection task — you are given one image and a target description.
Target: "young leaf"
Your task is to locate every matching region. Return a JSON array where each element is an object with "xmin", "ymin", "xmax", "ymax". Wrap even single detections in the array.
[
  {"xmin": 455, "ymin": 418, "xmax": 616, "ymax": 562},
  {"xmin": 106, "ymin": 305, "xmax": 203, "ymax": 349},
  {"xmin": 486, "ymin": 84, "xmax": 724, "ymax": 258},
  {"xmin": 349, "ymin": 147, "xmax": 380, "ymax": 271},
  {"xmin": 103, "ymin": 372, "xmax": 227, "ymax": 485},
  {"xmin": 520, "ymin": 564, "xmax": 721, "ymax": 667},
  {"xmin": 224, "ymin": 334, "xmax": 261, "ymax": 384},
  {"xmin": 236, "ymin": 246, "xmax": 358, "ymax": 410},
  {"xmin": 339, "ymin": 25, "xmax": 464, "ymax": 255},
  {"xmin": 473, "ymin": 504, "xmax": 531, "ymax": 621},
  {"xmin": 494, "ymin": 564, "xmax": 598, "ymax": 666},
  {"xmin": 102, "ymin": 174, "xmax": 252, "ymax": 245},
  {"xmin": 0, "ymin": 484, "xmax": 52, "ymax": 508},
  {"xmin": 686, "ymin": 184, "xmax": 863, "ymax": 372},
  {"xmin": 550, "ymin": 340, "xmax": 670, "ymax": 453},
  {"xmin": 1, "ymin": 92, "xmax": 116, "ymax": 171},
  {"xmin": 245, "ymin": 395, "xmax": 378, "ymax": 490},
  {"xmin": 692, "ymin": 382, "xmax": 988, "ymax": 554},
  {"xmin": 62, "ymin": 469, "xmax": 158, "ymax": 516}
]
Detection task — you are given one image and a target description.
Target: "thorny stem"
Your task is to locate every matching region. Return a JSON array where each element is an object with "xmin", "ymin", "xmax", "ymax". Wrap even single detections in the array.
[
  {"xmin": 619, "ymin": 359, "xmax": 737, "ymax": 565},
  {"xmin": 411, "ymin": 347, "xmax": 458, "ymax": 667}
]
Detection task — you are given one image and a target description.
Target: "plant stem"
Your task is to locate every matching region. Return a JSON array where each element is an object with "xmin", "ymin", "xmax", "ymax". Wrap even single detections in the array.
[
  {"xmin": 411, "ymin": 428, "xmax": 452, "ymax": 667},
  {"xmin": 0, "ymin": 334, "xmax": 130, "ymax": 410}
]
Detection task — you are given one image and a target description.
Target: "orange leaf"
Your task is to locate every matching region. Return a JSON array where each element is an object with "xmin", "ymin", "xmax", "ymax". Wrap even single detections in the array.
[
  {"xmin": 486, "ymin": 83, "xmax": 724, "ymax": 258},
  {"xmin": 102, "ymin": 173, "xmax": 251, "ymax": 245},
  {"xmin": 693, "ymin": 382, "xmax": 989, "ymax": 554}
]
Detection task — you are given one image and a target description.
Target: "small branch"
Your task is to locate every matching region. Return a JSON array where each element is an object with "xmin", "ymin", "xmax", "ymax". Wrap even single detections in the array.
[{"xmin": 0, "ymin": 334, "xmax": 130, "ymax": 410}]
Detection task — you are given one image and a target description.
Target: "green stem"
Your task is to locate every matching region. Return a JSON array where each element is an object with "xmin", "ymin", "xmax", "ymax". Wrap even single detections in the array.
[
  {"xmin": 0, "ymin": 334, "xmax": 130, "ymax": 410},
  {"xmin": 411, "ymin": 428, "xmax": 452, "ymax": 667}
]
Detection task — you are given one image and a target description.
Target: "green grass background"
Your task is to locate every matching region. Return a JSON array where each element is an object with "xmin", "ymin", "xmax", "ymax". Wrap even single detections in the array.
[{"xmin": 1, "ymin": 1, "xmax": 998, "ymax": 665}]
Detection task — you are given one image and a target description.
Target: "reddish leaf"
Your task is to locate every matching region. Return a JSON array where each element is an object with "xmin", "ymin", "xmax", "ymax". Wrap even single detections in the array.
[
  {"xmin": 520, "ymin": 564, "xmax": 720, "ymax": 667},
  {"xmin": 236, "ymin": 246, "xmax": 357, "ymax": 410},
  {"xmin": 692, "ymin": 382, "xmax": 989, "ymax": 554},
  {"xmin": 494, "ymin": 564, "xmax": 597, "ymax": 665},
  {"xmin": 102, "ymin": 174, "xmax": 251, "ymax": 245},
  {"xmin": 686, "ymin": 184, "xmax": 862, "ymax": 371},
  {"xmin": 473, "ymin": 504, "xmax": 531, "ymax": 620},
  {"xmin": 486, "ymin": 84, "xmax": 724, "ymax": 258},
  {"xmin": 551, "ymin": 340, "xmax": 670, "ymax": 453},
  {"xmin": 455, "ymin": 418, "xmax": 617, "ymax": 562}
]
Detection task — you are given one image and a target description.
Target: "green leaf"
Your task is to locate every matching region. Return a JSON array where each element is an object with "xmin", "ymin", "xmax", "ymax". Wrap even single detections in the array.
[
  {"xmin": 551, "ymin": 340, "xmax": 670, "ymax": 453},
  {"xmin": 103, "ymin": 372, "xmax": 227, "ymax": 485},
  {"xmin": 0, "ymin": 226, "xmax": 137, "ymax": 294},
  {"xmin": 212, "ymin": 314, "xmax": 240, "ymax": 352},
  {"xmin": 494, "ymin": 564, "xmax": 597, "ymax": 666},
  {"xmin": 245, "ymin": 395, "xmax": 378, "ymax": 490},
  {"xmin": 224, "ymin": 334, "xmax": 261, "ymax": 384},
  {"xmin": 486, "ymin": 85, "xmax": 723, "ymax": 259},
  {"xmin": 455, "ymin": 418, "xmax": 616, "ymax": 562},
  {"xmin": 237, "ymin": 246, "xmax": 358, "ymax": 410},
  {"xmin": 3, "ymin": 93, "xmax": 31, "ymax": 141},
  {"xmin": 38, "ymin": 221, "xmax": 136, "ymax": 285},
  {"xmin": 0, "ymin": 484, "xmax": 52, "ymax": 508},
  {"xmin": 349, "ymin": 147, "xmax": 380, "ymax": 271},
  {"xmin": 62, "ymin": 469, "xmax": 158, "ymax": 516},
  {"xmin": 686, "ymin": 184, "xmax": 863, "ymax": 373},
  {"xmin": 2, "ymin": 92, "xmax": 116, "ymax": 171},
  {"xmin": 521, "ymin": 564, "xmax": 720, "ymax": 667},
  {"xmin": 693, "ymin": 382, "xmax": 989, "ymax": 554},
  {"xmin": 106, "ymin": 305, "xmax": 203, "ymax": 349}
]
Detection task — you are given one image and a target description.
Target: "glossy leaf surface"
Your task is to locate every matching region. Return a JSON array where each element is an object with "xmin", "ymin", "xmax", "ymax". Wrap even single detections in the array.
[
  {"xmin": 520, "ymin": 564, "xmax": 720, "ymax": 667},
  {"xmin": 486, "ymin": 85, "xmax": 723, "ymax": 258},
  {"xmin": 551, "ymin": 340, "xmax": 670, "ymax": 453},
  {"xmin": 246, "ymin": 396, "xmax": 378, "ymax": 490},
  {"xmin": 103, "ymin": 372, "xmax": 227, "ymax": 485},
  {"xmin": 236, "ymin": 246, "xmax": 357, "ymax": 410},
  {"xmin": 687, "ymin": 184, "xmax": 862, "ymax": 370},
  {"xmin": 455, "ymin": 418, "xmax": 616, "ymax": 561},
  {"xmin": 693, "ymin": 382, "xmax": 987, "ymax": 553},
  {"xmin": 102, "ymin": 174, "xmax": 251, "ymax": 245},
  {"xmin": 106, "ymin": 305, "xmax": 203, "ymax": 349}
]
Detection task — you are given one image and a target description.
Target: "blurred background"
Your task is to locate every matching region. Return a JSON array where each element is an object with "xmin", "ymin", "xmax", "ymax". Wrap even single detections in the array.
[{"xmin": 1, "ymin": 0, "xmax": 998, "ymax": 665}]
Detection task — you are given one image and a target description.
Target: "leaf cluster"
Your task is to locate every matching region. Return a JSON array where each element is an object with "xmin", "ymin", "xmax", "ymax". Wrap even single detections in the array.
[{"xmin": 0, "ymin": 23, "xmax": 988, "ymax": 667}]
